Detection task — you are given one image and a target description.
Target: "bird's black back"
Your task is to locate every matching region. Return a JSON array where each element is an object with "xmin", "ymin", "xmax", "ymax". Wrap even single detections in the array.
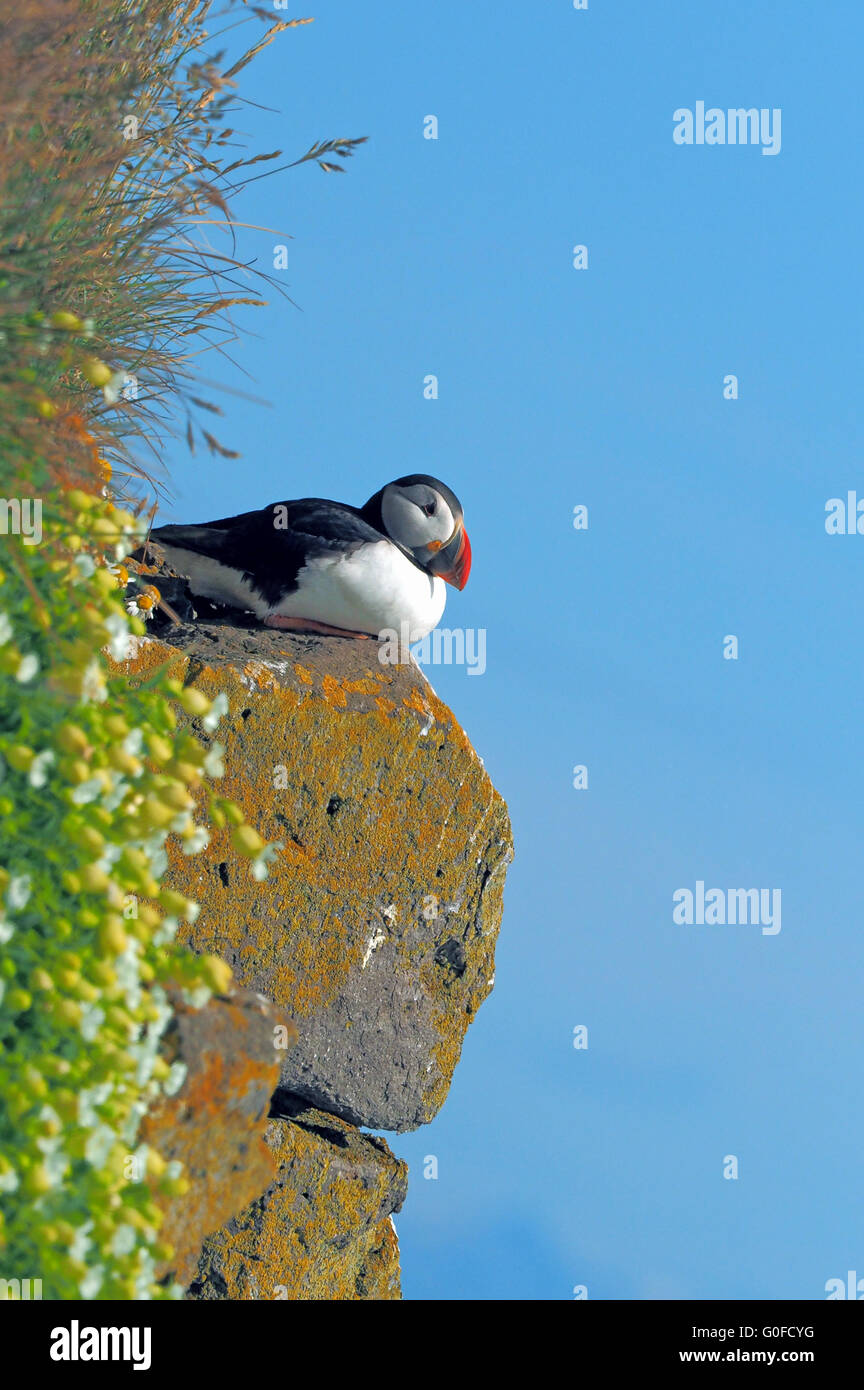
[{"xmin": 152, "ymin": 498, "xmax": 387, "ymax": 606}]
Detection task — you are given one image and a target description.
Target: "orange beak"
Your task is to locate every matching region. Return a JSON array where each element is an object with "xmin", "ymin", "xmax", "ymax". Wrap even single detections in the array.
[{"xmin": 428, "ymin": 524, "xmax": 471, "ymax": 590}]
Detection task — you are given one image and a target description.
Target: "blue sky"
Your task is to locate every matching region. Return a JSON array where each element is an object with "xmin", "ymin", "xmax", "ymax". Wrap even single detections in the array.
[{"xmin": 161, "ymin": 1, "xmax": 864, "ymax": 1299}]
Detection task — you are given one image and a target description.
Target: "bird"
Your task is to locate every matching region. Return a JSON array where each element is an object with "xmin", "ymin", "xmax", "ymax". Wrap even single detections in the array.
[{"xmin": 149, "ymin": 473, "xmax": 471, "ymax": 642}]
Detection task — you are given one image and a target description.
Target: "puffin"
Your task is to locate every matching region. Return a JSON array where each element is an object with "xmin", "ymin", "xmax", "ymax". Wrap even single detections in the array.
[{"xmin": 150, "ymin": 474, "xmax": 471, "ymax": 642}]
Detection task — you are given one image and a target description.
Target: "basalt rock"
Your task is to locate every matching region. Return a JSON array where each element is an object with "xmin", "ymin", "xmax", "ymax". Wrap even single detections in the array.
[
  {"xmin": 119, "ymin": 613, "xmax": 512, "ymax": 1298},
  {"xmin": 187, "ymin": 1096, "xmax": 407, "ymax": 1301},
  {"xmin": 140, "ymin": 987, "xmax": 295, "ymax": 1288},
  {"xmin": 122, "ymin": 619, "xmax": 512, "ymax": 1134}
]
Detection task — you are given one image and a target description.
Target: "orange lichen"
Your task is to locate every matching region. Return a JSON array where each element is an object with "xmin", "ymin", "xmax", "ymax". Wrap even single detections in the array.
[
  {"xmin": 141, "ymin": 992, "xmax": 290, "ymax": 1287},
  {"xmin": 320, "ymin": 673, "xmax": 348, "ymax": 707},
  {"xmin": 341, "ymin": 677, "xmax": 385, "ymax": 695},
  {"xmin": 189, "ymin": 1111, "xmax": 405, "ymax": 1300},
  {"xmin": 110, "ymin": 628, "xmax": 513, "ymax": 1297},
  {"xmin": 242, "ymin": 661, "xmax": 283, "ymax": 691},
  {"xmin": 120, "ymin": 630, "xmax": 511, "ymax": 1127}
]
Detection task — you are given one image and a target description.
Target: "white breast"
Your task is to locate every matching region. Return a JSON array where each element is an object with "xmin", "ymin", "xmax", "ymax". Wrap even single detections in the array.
[
  {"xmin": 273, "ymin": 540, "xmax": 446, "ymax": 641},
  {"xmin": 158, "ymin": 538, "xmax": 447, "ymax": 641}
]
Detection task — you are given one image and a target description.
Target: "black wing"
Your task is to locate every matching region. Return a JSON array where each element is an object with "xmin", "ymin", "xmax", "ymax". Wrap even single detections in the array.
[{"xmin": 152, "ymin": 498, "xmax": 385, "ymax": 606}]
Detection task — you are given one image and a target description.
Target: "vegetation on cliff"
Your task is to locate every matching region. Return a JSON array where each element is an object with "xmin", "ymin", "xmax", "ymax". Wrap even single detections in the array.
[{"xmin": 0, "ymin": 1, "xmax": 361, "ymax": 1298}]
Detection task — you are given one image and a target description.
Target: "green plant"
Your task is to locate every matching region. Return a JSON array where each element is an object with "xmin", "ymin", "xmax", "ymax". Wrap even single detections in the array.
[
  {"xmin": 0, "ymin": 0, "xmax": 362, "ymax": 1298},
  {"xmin": 0, "ymin": 486, "xmax": 253, "ymax": 1299}
]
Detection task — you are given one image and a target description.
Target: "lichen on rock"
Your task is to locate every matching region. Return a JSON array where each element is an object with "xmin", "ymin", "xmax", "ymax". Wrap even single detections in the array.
[
  {"xmin": 122, "ymin": 620, "xmax": 513, "ymax": 1133},
  {"xmin": 141, "ymin": 987, "xmax": 295, "ymax": 1289},
  {"xmin": 188, "ymin": 1096, "xmax": 407, "ymax": 1301},
  {"xmin": 119, "ymin": 616, "xmax": 513, "ymax": 1296}
]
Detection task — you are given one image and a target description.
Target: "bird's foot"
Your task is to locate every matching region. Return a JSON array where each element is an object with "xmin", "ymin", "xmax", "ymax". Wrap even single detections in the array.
[{"xmin": 263, "ymin": 614, "xmax": 372, "ymax": 639}]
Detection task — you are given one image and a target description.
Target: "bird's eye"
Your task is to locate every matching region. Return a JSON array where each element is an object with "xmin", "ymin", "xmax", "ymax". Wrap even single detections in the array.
[{"xmin": 422, "ymin": 502, "xmax": 436, "ymax": 516}]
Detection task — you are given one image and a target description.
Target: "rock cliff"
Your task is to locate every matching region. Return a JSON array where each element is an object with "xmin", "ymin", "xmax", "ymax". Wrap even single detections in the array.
[{"xmin": 121, "ymin": 618, "xmax": 512, "ymax": 1298}]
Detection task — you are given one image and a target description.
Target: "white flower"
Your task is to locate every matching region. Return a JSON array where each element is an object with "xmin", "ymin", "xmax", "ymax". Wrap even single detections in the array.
[
  {"xmin": 202, "ymin": 742, "xmax": 225, "ymax": 778},
  {"xmin": 149, "ymin": 984, "xmax": 170, "ymax": 1015},
  {"xmin": 80, "ymin": 660, "xmax": 107, "ymax": 703},
  {"xmin": 80, "ymin": 1003, "xmax": 105, "ymax": 1042},
  {"xmin": 7, "ymin": 875, "xmax": 31, "ymax": 911},
  {"xmin": 111, "ymin": 563, "xmax": 133, "ymax": 589},
  {"xmin": 182, "ymin": 825, "xmax": 210, "ymax": 855},
  {"xmin": 115, "ymin": 948, "xmax": 142, "ymax": 1012},
  {"xmin": 101, "ymin": 776, "xmax": 129, "ymax": 811},
  {"xmin": 131, "ymin": 1142, "xmax": 149, "ymax": 1177},
  {"xmin": 134, "ymin": 1250, "xmax": 156, "ymax": 1300},
  {"xmin": 153, "ymin": 916, "xmax": 179, "ymax": 946},
  {"xmin": 123, "ymin": 728, "xmax": 144, "ymax": 756},
  {"xmin": 42, "ymin": 1147, "xmax": 69, "ymax": 1187},
  {"xmin": 142, "ymin": 839, "xmax": 167, "ymax": 878},
  {"xmin": 79, "ymin": 1266, "xmax": 104, "ymax": 1299},
  {"xmin": 251, "ymin": 842, "xmax": 283, "ymax": 882},
  {"xmin": 0, "ymin": 1165, "xmax": 19, "ymax": 1194},
  {"xmin": 182, "ymin": 985, "xmax": 211, "ymax": 1010},
  {"xmin": 103, "ymin": 611, "xmax": 131, "ymax": 662},
  {"xmin": 133, "ymin": 1042, "xmax": 158, "ymax": 1087},
  {"xmin": 102, "ymin": 372, "xmax": 126, "ymax": 406},
  {"xmin": 28, "ymin": 749, "xmax": 54, "ymax": 789},
  {"xmin": 122, "ymin": 1098, "xmax": 149, "ymax": 1146},
  {"xmin": 202, "ymin": 693, "xmax": 229, "ymax": 732},
  {"xmin": 0, "ymin": 613, "xmax": 12, "ymax": 646},
  {"xmin": 125, "ymin": 597, "xmax": 154, "ymax": 622},
  {"xmin": 163, "ymin": 1062, "xmax": 187, "ymax": 1097},
  {"xmin": 70, "ymin": 777, "xmax": 103, "ymax": 805},
  {"xmin": 78, "ymin": 1082, "xmax": 113, "ymax": 1127},
  {"xmin": 16, "ymin": 654, "xmax": 39, "ymax": 683},
  {"xmin": 0, "ymin": 920, "xmax": 13, "ymax": 945},
  {"xmin": 111, "ymin": 1224, "xmax": 137, "ymax": 1257},
  {"xmin": 69, "ymin": 1221, "xmax": 94, "ymax": 1261},
  {"xmin": 84, "ymin": 1123, "xmax": 116, "ymax": 1168},
  {"xmin": 74, "ymin": 554, "xmax": 96, "ymax": 580}
]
